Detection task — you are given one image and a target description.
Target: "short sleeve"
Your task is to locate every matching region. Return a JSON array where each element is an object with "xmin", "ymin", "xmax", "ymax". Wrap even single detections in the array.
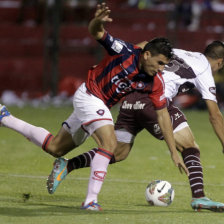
[
  {"xmin": 149, "ymin": 73, "xmax": 167, "ymax": 110},
  {"xmin": 194, "ymin": 65, "xmax": 217, "ymax": 102}
]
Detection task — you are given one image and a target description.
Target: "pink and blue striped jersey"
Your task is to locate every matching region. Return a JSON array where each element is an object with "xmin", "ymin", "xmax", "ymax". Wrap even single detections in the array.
[{"xmin": 85, "ymin": 32, "xmax": 166, "ymax": 110}]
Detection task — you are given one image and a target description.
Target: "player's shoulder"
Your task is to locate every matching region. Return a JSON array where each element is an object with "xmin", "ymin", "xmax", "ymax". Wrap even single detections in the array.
[
  {"xmin": 154, "ymin": 72, "xmax": 165, "ymax": 89},
  {"xmin": 155, "ymin": 72, "xmax": 164, "ymax": 83},
  {"xmin": 173, "ymin": 48, "xmax": 209, "ymax": 74}
]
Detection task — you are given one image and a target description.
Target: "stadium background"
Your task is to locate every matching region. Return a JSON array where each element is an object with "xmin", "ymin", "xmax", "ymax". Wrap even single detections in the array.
[
  {"xmin": 1, "ymin": 2, "xmax": 224, "ymax": 223},
  {"xmin": 0, "ymin": 0, "xmax": 224, "ymax": 108}
]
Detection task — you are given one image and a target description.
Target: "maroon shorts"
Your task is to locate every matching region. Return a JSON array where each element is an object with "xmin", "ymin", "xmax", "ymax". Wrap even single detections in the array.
[{"xmin": 115, "ymin": 91, "xmax": 187, "ymax": 140}]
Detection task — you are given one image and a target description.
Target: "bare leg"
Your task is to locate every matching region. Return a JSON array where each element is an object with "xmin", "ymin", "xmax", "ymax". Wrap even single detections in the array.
[
  {"xmin": 91, "ymin": 125, "xmax": 117, "ymax": 150},
  {"xmin": 114, "ymin": 141, "xmax": 133, "ymax": 161},
  {"xmin": 174, "ymin": 126, "xmax": 199, "ymax": 152},
  {"xmin": 46, "ymin": 127, "xmax": 76, "ymax": 157}
]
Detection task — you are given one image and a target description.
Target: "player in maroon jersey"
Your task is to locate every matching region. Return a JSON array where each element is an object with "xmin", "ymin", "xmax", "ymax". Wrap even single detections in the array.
[{"xmin": 0, "ymin": 2, "xmax": 188, "ymax": 210}]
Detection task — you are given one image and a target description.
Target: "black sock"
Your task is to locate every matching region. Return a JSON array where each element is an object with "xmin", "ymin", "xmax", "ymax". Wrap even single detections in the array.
[
  {"xmin": 67, "ymin": 148, "xmax": 116, "ymax": 173},
  {"xmin": 182, "ymin": 147, "xmax": 205, "ymax": 198}
]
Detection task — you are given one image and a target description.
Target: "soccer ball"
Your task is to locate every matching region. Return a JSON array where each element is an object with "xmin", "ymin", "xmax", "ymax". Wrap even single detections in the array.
[{"xmin": 145, "ymin": 180, "xmax": 174, "ymax": 206}]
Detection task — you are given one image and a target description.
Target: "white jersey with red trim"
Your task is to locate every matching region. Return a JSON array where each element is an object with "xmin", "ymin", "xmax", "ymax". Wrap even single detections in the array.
[{"xmin": 163, "ymin": 48, "xmax": 217, "ymax": 102}]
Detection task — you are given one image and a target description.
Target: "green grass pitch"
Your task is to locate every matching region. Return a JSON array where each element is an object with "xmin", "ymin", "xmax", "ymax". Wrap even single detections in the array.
[{"xmin": 0, "ymin": 106, "xmax": 224, "ymax": 224}]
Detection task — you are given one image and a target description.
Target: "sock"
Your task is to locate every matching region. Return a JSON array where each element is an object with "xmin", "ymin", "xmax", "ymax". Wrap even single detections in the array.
[
  {"xmin": 2, "ymin": 115, "xmax": 52, "ymax": 149},
  {"xmin": 67, "ymin": 148, "xmax": 116, "ymax": 173},
  {"xmin": 84, "ymin": 148, "xmax": 113, "ymax": 206},
  {"xmin": 181, "ymin": 147, "xmax": 205, "ymax": 198}
]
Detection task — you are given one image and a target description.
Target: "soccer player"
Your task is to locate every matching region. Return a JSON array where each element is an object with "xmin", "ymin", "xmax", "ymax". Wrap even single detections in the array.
[
  {"xmin": 47, "ymin": 41, "xmax": 224, "ymax": 212},
  {"xmin": 0, "ymin": 3, "xmax": 188, "ymax": 211}
]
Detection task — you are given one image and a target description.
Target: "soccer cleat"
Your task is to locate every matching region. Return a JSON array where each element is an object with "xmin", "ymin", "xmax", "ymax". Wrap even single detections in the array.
[
  {"xmin": 81, "ymin": 201, "xmax": 103, "ymax": 211},
  {"xmin": 46, "ymin": 158, "xmax": 68, "ymax": 194},
  {"xmin": 0, "ymin": 104, "xmax": 10, "ymax": 123},
  {"xmin": 191, "ymin": 197, "xmax": 224, "ymax": 212}
]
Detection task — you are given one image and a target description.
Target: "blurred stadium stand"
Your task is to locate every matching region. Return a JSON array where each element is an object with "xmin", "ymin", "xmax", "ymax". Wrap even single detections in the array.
[{"xmin": 0, "ymin": 0, "xmax": 223, "ymax": 103}]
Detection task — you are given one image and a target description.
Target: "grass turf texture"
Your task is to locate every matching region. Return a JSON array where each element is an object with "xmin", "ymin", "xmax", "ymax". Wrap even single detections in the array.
[{"xmin": 0, "ymin": 106, "xmax": 224, "ymax": 224}]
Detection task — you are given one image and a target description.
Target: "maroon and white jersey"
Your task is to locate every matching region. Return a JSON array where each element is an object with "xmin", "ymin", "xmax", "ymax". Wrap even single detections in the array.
[{"xmin": 163, "ymin": 49, "xmax": 217, "ymax": 102}]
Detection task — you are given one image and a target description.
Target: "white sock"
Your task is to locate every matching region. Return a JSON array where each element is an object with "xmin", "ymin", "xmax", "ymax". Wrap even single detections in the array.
[
  {"xmin": 1, "ymin": 115, "xmax": 51, "ymax": 148},
  {"xmin": 84, "ymin": 149, "xmax": 112, "ymax": 206}
]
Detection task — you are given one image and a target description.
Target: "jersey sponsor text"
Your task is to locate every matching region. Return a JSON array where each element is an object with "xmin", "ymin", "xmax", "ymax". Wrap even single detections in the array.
[{"xmin": 122, "ymin": 100, "xmax": 146, "ymax": 110}]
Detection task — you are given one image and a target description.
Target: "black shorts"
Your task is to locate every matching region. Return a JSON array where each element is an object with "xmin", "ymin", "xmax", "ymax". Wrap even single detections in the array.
[{"xmin": 115, "ymin": 91, "xmax": 187, "ymax": 140}]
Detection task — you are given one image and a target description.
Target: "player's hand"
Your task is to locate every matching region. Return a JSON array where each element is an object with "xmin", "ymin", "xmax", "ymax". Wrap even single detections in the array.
[
  {"xmin": 171, "ymin": 153, "xmax": 189, "ymax": 176},
  {"xmin": 94, "ymin": 2, "xmax": 113, "ymax": 23}
]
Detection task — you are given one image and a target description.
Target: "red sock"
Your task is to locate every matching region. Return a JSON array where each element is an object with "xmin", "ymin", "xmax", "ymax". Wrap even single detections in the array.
[{"xmin": 42, "ymin": 133, "xmax": 53, "ymax": 151}]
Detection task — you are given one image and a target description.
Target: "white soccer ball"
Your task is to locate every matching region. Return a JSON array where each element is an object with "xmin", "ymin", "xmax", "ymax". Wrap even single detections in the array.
[{"xmin": 145, "ymin": 180, "xmax": 174, "ymax": 206}]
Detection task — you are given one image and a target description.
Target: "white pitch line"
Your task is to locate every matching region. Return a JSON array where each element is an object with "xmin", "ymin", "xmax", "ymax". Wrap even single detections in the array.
[{"xmin": 0, "ymin": 173, "xmax": 224, "ymax": 187}]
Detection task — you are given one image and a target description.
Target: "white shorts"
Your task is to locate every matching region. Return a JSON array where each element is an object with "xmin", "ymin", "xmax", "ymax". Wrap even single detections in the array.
[
  {"xmin": 115, "ymin": 129, "xmax": 135, "ymax": 144},
  {"xmin": 115, "ymin": 122, "xmax": 189, "ymax": 144},
  {"xmin": 63, "ymin": 83, "xmax": 114, "ymax": 146},
  {"xmin": 173, "ymin": 121, "xmax": 189, "ymax": 133}
]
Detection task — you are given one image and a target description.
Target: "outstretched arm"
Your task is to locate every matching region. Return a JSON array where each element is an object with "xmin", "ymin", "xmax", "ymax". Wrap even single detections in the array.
[
  {"xmin": 205, "ymin": 99, "xmax": 224, "ymax": 153},
  {"xmin": 88, "ymin": 2, "xmax": 113, "ymax": 40},
  {"xmin": 156, "ymin": 107, "xmax": 189, "ymax": 175}
]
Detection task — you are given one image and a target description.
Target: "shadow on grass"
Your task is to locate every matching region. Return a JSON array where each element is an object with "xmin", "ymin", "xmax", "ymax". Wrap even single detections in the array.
[
  {"xmin": 0, "ymin": 194, "xmax": 215, "ymax": 217},
  {"xmin": 0, "ymin": 202, "xmax": 206, "ymax": 217}
]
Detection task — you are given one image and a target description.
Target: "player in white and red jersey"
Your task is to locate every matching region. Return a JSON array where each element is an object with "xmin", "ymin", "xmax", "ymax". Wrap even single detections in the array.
[
  {"xmin": 0, "ymin": 3, "xmax": 188, "ymax": 211},
  {"xmin": 48, "ymin": 41, "xmax": 224, "ymax": 212}
]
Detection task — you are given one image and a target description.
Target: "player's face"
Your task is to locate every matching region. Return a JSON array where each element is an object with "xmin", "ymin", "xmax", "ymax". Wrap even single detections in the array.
[
  {"xmin": 211, "ymin": 58, "xmax": 224, "ymax": 73},
  {"xmin": 141, "ymin": 51, "xmax": 169, "ymax": 76},
  {"xmin": 217, "ymin": 58, "xmax": 224, "ymax": 71}
]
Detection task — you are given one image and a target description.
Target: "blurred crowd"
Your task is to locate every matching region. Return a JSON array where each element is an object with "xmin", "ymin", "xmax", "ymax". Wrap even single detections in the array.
[
  {"xmin": 1, "ymin": 0, "xmax": 224, "ymax": 109},
  {"xmin": 15, "ymin": 0, "xmax": 224, "ymax": 30}
]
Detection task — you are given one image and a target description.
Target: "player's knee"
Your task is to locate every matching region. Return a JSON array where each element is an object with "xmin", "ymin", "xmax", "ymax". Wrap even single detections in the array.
[
  {"xmin": 176, "ymin": 137, "xmax": 199, "ymax": 152},
  {"xmin": 108, "ymin": 141, "xmax": 117, "ymax": 153},
  {"xmin": 101, "ymin": 138, "xmax": 117, "ymax": 153},
  {"xmin": 180, "ymin": 143, "xmax": 200, "ymax": 152},
  {"xmin": 184, "ymin": 141, "xmax": 199, "ymax": 151}
]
